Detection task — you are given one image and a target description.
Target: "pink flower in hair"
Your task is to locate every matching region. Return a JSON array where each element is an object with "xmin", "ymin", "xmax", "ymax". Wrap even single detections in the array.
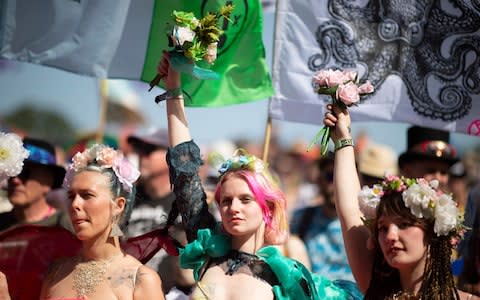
[
  {"xmin": 97, "ymin": 147, "xmax": 117, "ymax": 168},
  {"xmin": 72, "ymin": 152, "xmax": 89, "ymax": 170},
  {"xmin": 113, "ymin": 156, "xmax": 141, "ymax": 193}
]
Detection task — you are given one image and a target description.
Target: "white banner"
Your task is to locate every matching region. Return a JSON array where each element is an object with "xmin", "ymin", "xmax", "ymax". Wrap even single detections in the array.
[{"xmin": 269, "ymin": 0, "xmax": 480, "ymax": 137}]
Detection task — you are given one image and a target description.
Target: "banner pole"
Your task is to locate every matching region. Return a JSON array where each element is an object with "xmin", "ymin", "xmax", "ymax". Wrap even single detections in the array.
[
  {"xmin": 262, "ymin": 0, "xmax": 283, "ymax": 162},
  {"xmin": 96, "ymin": 79, "xmax": 108, "ymax": 143},
  {"xmin": 262, "ymin": 116, "xmax": 273, "ymax": 161}
]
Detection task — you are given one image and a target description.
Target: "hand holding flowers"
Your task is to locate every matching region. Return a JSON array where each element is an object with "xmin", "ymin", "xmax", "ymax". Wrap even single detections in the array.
[
  {"xmin": 310, "ymin": 69, "xmax": 374, "ymax": 155},
  {"xmin": 149, "ymin": 5, "xmax": 234, "ymax": 92}
]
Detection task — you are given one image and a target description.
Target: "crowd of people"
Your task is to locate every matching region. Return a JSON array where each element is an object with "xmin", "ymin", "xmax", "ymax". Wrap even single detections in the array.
[{"xmin": 0, "ymin": 52, "xmax": 479, "ymax": 299}]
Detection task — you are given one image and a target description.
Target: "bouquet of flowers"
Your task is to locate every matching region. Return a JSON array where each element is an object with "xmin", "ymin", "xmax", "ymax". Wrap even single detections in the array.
[
  {"xmin": 309, "ymin": 69, "xmax": 374, "ymax": 156},
  {"xmin": 149, "ymin": 5, "xmax": 234, "ymax": 91},
  {"xmin": 0, "ymin": 132, "xmax": 29, "ymax": 182}
]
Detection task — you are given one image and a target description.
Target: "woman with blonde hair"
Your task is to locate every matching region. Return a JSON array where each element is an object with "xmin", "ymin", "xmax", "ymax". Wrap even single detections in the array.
[
  {"xmin": 40, "ymin": 144, "xmax": 165, "ymax": 299},
  {"xmin": 158, "ymin": 52, "xmax": 361, "ymax": 299}
]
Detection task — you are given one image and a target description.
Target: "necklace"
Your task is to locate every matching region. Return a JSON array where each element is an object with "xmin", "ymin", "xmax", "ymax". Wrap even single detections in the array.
[
  {"xmin": 390, "ymin": 290, "xmax": 420, "ymax": 300},
  {"xmin": 72, "ymin": 254, "xmax": 120, "ymax": 297}
]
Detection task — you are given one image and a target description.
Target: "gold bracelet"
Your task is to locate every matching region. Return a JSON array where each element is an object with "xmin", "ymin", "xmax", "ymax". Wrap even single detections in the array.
[{"xmin": 334, "ymin": 138, "xmax": 354, "ymax": 151}]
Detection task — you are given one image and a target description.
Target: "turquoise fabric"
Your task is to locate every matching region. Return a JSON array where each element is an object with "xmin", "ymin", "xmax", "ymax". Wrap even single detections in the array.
[
  {"xmin": 170, "ymin": 51, "xmax": 220, "ymax": 80},
  {"xmin": 179, "ymin": 228, "xmax": 230, "ymax": 280},
  {"xmin": 179, "ymin": 228, "xmax": 362, "ymax": 300}
]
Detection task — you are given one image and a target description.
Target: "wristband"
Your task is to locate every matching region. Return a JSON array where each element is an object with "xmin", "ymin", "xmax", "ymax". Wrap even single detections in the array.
[
  {"xmin": 166, "ymin": 87, "xmax": 183, "ymax": 99},
  {"xmin": 334, "ymin": 138, "xmax": 354, "ymax": 151},
  {"xmin": 155, "ymin": 87, "xmax": 183, "ymax": 103}
]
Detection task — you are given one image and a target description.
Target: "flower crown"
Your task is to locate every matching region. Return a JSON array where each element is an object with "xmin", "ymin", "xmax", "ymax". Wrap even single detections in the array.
[
  {"xmin": 358, "ymin": 175, "xmax": 465, "ymax": 239},
  {"xmin": 0, "ymin": 132, "xmax": 29, "ymax": 181},
  {"xmin": 213, "ymin": 149, "xmax": 265, "ymax": 176},
  {"xmin": 63, "ymin": 144, "xmax": 140, "ymax": 193}
]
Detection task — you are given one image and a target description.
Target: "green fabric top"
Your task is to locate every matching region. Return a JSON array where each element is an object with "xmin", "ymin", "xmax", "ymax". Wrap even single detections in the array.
[{"xmin": 179, "ymin": 228, "xmax": 362, "ymax": 300}]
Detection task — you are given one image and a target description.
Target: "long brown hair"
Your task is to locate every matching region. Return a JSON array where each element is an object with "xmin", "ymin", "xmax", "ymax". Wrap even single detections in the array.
[{"xmin": 364, "ymin": 192, "xmax": 460, "ymax": 300}]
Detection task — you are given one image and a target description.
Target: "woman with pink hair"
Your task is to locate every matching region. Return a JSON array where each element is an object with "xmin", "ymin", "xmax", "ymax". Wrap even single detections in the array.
[{"xmin": 158, "ymin": 52, "xmax": 361, "ymax": 300}]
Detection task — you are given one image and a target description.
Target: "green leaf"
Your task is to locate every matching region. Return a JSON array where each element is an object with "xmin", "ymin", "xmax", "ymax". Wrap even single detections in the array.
[
  {"xmin": 307, "ymin": 126, "xmax": 330, "ymax": 157},
  {"xmin": 315, "ymin": 86, "xmax": 337, "ymax": 95}
]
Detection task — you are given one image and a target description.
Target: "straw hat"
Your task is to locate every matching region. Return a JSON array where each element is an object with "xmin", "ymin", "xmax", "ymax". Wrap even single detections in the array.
[{"xmin": 358, "ymin": 144, "xmax": 398, "ymax": 179}]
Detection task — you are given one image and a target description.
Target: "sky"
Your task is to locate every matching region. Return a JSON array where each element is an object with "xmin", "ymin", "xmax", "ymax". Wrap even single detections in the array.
[{"xmin": 0, "ymin": 11, "xmax": 479, "ymax": 156}]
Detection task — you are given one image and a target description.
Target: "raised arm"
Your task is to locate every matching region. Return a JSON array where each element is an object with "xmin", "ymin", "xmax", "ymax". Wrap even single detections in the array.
[
  {"xmin": 157, "ymin": 51, "xmax": 191, "ymax": 146},
  {"xmin": 157, "ymin": 52, "xmax": 216, "ymax": 242},
  {"xmin": 324, "ymin": 104, "xmax": 373, "ymax": 292}
]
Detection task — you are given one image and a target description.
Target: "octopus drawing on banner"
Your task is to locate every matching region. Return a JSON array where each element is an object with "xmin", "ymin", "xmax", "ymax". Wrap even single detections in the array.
[{"xmin": 308, "ymin": 0, "xmax": 480, "ymax": 121}]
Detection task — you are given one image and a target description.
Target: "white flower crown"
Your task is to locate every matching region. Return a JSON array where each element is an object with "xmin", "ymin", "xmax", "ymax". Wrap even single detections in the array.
[{"xmin": 358, "ymin": 175, "xmax": 465, "ymax": 239}]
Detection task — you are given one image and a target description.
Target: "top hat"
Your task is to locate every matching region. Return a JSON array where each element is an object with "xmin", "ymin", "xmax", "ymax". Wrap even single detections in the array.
[
  {"xmin": 22, "ymin": 137, "xmax": 66, "ymax": 189},
  {"xmin": 398, "ymin": 126, "xmax": 459, "ymax": 169}
]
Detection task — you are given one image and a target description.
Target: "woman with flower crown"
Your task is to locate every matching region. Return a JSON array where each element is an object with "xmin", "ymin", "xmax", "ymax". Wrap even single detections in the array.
[
  {"xmin": 323, "ymin": 103, "xmax": 478, "ymax": 300},
  {"xmin": 39, "ymin": 144, "xmax": 165, "ymax": 299},
  {"xmin": 157, "ymin": 52, "xmax": 361, "ymax": 300}
]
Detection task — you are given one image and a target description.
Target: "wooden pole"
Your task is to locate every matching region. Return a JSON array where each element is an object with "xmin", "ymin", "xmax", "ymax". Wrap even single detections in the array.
[
  {"xmin": 262, "ymin": 116, "xmax": 273, "ymax": 162},
  {"xmin": 262, "ymin": 0, "xmax": 282, "ymax": 162},
  {"xmin": 96, "ymin": 79, "xmax": 109, "ymax": 143}
]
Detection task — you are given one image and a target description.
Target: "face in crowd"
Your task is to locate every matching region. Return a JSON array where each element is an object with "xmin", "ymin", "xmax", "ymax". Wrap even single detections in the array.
[
  {"xmin": 67, "ymin": 169, "xmax": 125, "ymax": 241},
  {"xmin": 8, "ymin": 164, "xmax": 54, "ymax": 207}
]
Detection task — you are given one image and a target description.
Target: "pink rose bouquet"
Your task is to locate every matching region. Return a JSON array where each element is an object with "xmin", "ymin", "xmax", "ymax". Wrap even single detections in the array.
[{"xmin": 310, "ymin": 69, "xmax": 374, "ymax": 155}]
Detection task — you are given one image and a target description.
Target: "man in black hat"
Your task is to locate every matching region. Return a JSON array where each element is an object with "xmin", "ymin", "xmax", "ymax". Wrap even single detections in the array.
[
  {"xmin": 127, "ymin": 128, "xmax": 194, "ymax": 293},
  {"xmin": 398, "ymin": 125, "xmax": 459, "ymax": 191},
  {"xmin": 0, "ymin": 137, "xmax": 70, "ymax": 232}
]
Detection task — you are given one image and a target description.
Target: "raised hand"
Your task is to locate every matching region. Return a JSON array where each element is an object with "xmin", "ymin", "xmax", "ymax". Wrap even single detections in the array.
[
  {"xmin": 156, "ymin": 51, "xmax": 181, "ymax": 91},
  {"xmin": 323, "ymin": 103, "xmax": 352, "ymax": 144}
]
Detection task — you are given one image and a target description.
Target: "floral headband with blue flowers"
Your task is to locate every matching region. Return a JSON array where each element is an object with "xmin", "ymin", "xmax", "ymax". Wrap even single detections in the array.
[{"xmin": 210, "ymin": 149, "xmax": 265, "ymax": 177}]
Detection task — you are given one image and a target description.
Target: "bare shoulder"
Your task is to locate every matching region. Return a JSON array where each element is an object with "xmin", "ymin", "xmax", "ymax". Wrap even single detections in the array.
[{"xmin": 133, "ymin": 265, "xmax": 165, "ymax": 300}]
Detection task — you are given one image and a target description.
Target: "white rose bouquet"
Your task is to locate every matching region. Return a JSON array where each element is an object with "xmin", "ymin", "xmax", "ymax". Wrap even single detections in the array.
[
  {"xmin": 149, "ymin": 5, "xmax": 234, "ymax": 91},
  {"xmin": 310, "ymin": 69, "xmax": 374, "ymax": 156}
]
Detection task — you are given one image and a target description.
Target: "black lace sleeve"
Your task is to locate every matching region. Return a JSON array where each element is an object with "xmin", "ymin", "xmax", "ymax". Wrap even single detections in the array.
[{"xmin": 166, "ymin": 140, "xmax": 217, "ymax": 242}]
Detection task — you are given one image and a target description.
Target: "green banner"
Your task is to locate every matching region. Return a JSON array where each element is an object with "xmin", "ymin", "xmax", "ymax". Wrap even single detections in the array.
[{"xmin": 140, "ymin": 0, "xmax": 273, "ymax": 107}]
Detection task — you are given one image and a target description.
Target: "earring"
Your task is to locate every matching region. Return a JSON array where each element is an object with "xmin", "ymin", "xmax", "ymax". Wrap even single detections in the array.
[{"xmin": 109, "ymin": 223, "xmax": 124, "ymax": 237}]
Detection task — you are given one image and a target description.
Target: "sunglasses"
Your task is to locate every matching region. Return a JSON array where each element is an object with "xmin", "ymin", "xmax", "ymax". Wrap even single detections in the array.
[
  {"xmin": 133, "ymin": 143, "xmax": 160, "ymax": 156},
  {"xmin": 17, "ymin": 169, "xmax": 31, "ymax": 181}
]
